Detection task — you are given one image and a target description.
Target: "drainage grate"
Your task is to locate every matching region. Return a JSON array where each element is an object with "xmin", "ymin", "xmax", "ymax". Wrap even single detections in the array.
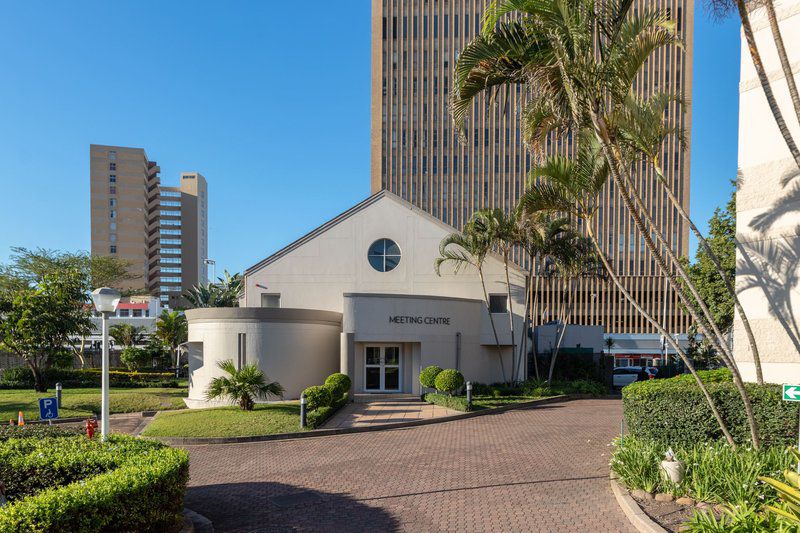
[{"xmin": 269, "ymin": 491, "xmax": 323, "ymax": 509}]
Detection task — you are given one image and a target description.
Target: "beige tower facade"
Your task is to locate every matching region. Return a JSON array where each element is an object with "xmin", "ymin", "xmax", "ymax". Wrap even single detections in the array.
[
  {"xmin": 90, "ymin": 145, "xmax": 208, "ymax": 308},
  {"xmin": 370, "ymin": 0, "xmax": 693, "ymax": 334},
  {"xmin": 90, "ymin": 145, "xmax": 160, "ymax": 293}
]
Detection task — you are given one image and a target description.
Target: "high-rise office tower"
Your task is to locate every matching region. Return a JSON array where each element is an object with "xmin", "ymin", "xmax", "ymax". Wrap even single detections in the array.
[
  {"xmin": 90, "ymin": 145, "xmax": 209, "ymax": 308},
  {"xmin": 370, "ymin": 0, "xmax": 692, "ymax": 334}
]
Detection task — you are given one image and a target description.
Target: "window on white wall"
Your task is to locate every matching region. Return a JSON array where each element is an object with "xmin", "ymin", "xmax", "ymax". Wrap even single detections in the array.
[
  {"xmin": 261, "ymin": 294, "xmax": 281, "ymax": 308},
  {"xmin": 489, "ymin": 294, "xmax": 508, "ymax": 313}
]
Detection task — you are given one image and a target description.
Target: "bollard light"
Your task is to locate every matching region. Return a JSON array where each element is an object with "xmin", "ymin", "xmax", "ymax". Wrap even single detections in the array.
[
  {"xmin": 466, "ymin": 381, "xmax": 473, "ymax": 409},
  {"xmin": 55, "ymin": 382, "xmax": 62, "ymax": 409},
  {"xmin": 300, "ymin": 394, "xmax": 307, "ymax": 428},
  {"xmin": 90, "ymin": 287, "xmax": 121, "ymax": 442}
]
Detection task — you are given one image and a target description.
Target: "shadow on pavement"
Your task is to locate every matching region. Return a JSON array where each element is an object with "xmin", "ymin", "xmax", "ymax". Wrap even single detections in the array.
[{"xmin": 186, "ymin": 481, "xmax": 400, "ymax": 533}]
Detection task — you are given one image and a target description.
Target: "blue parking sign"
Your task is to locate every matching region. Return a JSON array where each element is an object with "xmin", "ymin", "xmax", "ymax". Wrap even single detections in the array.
[{"xmin": 38, "ymin": 397, "xmax": 59, "ymax": 420}]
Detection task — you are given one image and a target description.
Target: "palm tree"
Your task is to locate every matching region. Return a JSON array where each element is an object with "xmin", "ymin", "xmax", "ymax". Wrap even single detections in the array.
[
  {"xmin": 545, "ymin": 237, "xmax": 601, "ymax": 384},
  {"xmin": 454, "ymin": 0, "xmax": 756, "ymax": 448},
  {"xmin": 154, "ymin": 310, "xmax": 188, "ymax": 358},
  {"xmin": 185, "ymin": 270, "xmax": 244, "ymax": 308},
  {"xmin": 435, "ymin": 221, "xmax": 508, "ymax": 382},
  {"xmin": 205, "ymin": 360, "xmax": 284, "ymax": 410},
  {"xmin": 515, "ymin": 214, "xmax": 577, "ymax": 381},
  {"xmin": 617, "ymin": 93, "xmax": 764, "ymax": 383},
  {"xmin": 471, "ymin": 209, "xmax": 520, "ymax": 381},
  {"xmin": 520, "ymin": 135, "xmax": 737, "ymax": 446},
  {"xmin": 604, "ymin": 337, "xmax": 615, "ymax": 357},
  {"xmin": 109, "ymin": 324, "xmax": 146, "ymax": 348}
]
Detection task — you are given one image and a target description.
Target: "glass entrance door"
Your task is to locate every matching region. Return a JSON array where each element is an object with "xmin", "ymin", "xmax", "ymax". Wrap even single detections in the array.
[{"xmin": 364, "ymin": 346, "xmax": 401, "ymax": 392}]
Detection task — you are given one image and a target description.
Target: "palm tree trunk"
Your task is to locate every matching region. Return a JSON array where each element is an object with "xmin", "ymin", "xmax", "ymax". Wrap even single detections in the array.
[
  {"xmin": 592, "ymin": 113, "xmax": 761, "ymax": 448},
  {"xmin": 764, "ymin": 0, "xmax": 800, "ymax": 130},
  {"xmin": 516, "ymin": 263, "xmax": 535, "ymax": 383},
  {"xmin": 479, "ymin": 267, "xmax": 508, "ymax": 383},
  {"xmin": 586, "ymin": 225, "xmax": 736, "ymax": 447},
  {"xmin": 503, "ymin": 250, "xmax": 517, "ymax": 383},
  {"xmin": 653, "ymin": 161, "xmax": 764, "ymax": 384},
  {"xmin": 737, "ymin": 0, "xmax": 800, "ymax": 169},
  {"xmin": 548, "ymin": 278, "xmax": 575, "ymax": 384},
  {"xmin": 531, "ymin": 277, "xmax": 541, "ymax": 380},
  {"xmin": 620, "ymin": 166, "xmax": 734, "ymax": 366}
]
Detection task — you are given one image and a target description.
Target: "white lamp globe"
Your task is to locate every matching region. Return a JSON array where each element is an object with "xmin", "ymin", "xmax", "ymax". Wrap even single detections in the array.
[{"xmin": 90, "ymin": 287, "xmax": 121, "ymax": 314}]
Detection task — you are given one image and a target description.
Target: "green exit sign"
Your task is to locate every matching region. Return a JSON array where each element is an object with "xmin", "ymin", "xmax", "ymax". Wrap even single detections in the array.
[{"xmin": 783, "ymin": 384, "xmax": 800, "ymax": 401}]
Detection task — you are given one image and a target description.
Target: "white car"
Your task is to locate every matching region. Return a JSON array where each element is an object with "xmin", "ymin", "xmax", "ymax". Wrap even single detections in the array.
[{"xmin": 613, "ymin": 366, "xmax": 658, "ymax": 388}]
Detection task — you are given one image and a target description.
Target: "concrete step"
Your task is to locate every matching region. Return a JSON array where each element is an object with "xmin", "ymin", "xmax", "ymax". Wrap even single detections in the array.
[{"xmin": 353, "ymin": 393, "xmax": 421, "ymax": 404}]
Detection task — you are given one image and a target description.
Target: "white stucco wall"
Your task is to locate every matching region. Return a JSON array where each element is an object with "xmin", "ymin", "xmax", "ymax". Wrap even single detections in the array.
[
  {"xmin": 735, "ymin": 0, "xmax": 800, "ymax": 382},
  {"xmin": 185, "ymin": 308, "xmax": 342, "ymax": 404},
  {"xmin": 242, "ymin": 192, "xmax": 527, "ymax": 317},
  {"xmin": 343, "ymin": 293, "xmax": 522, "ymax": 392}
]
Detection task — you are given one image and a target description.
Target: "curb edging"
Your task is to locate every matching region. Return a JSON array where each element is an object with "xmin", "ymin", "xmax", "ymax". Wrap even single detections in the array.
[
  {"xmin": 609, "ymin": 475, "xmax": 668, "ymax": 533},
  {"xmin": 148, "ymin": 394, "xmax": 594, "ymax": 445},
  {"xmin": 182, "ymin": 508, "xmax": 213, "ymax": 533}
]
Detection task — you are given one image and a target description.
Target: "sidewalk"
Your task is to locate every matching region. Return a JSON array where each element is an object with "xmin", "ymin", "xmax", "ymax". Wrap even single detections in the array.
[{"xmin": 323, "ymin": 399, "xmax": 461, "ymax": 428}]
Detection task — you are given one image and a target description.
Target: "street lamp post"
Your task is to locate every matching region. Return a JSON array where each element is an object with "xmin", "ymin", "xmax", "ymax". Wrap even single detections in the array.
[
  {"xmin": 90, "ymin": 287, "xmax": 120, "ymax": 441},
  {"xmin": 203, "ymin": 259, "xmax": 216, "ymax": 282}
]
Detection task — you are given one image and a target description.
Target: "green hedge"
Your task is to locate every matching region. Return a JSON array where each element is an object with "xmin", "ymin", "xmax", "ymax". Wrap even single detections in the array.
[
  {"xmin": 307, "ymin": 393, "xmax": 349, "ymax": 429},
  {"xmin": 424, "ymin": 393, "xmax": 471, "ymax": 412},
  {"xmin": 0, "ymin": 367, "xmax": 179, "ymax": 389},
  {"xmin": 0, "ymin": 435, "xmax": 188, "ymax": 532},
  {"xmin": 471, "ymin": 378, "xmax": 606, "ymax": 398},
  {"xmin": 0, "ymin": 425, "xmax": 83, "ymax": 443},
  {"xmin": 623, "ymin": 376, "xmax": 799, "ymax": 447}
]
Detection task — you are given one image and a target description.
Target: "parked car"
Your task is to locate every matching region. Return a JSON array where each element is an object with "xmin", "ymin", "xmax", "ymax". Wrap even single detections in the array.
[{"xmin": 613, "ymin": 366, "xmax": 658, "ymax": 388}]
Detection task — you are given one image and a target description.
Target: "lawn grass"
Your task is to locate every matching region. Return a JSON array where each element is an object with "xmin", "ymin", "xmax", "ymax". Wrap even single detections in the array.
[
  {"xmin": 0, "ymin": 386, "xmax": 188, "ymax": 422},
  {"xmin": 140, "ymin": 403, "xmax": 304, "ymax": 438}
]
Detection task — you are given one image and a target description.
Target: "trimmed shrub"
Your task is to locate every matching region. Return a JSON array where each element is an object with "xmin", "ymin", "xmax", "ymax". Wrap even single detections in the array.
[
  {"xmin": 424, "ymin": 392, "xmax": 470, "ymax": 412},
  {"xmin": 0, "ymin": 425, "xmax": 83, "ymax": 443},
  {"xmin": 419, "ymin": 366, "xmax": 443, "ymax": 389},
  {"xmin": 623, "ymin": 378, "xmax": 799, "ymax": 447},
  {"xmin": 669, "ymin": 368, "xmax": 732, "ymax": 384},
  {"xmin": 302, "ymin": 385, "xmax": 332, "ymax": 411},
  {"xmin": 0, "ymin": 368, "xmax": 179, "ymax": 390},
  {"xmin": 0, "ymin": 435, "xmax": 188, "ymax": 532},
  {"xmin": 434, "ymin": 369, "xmax": 464, "ymax": 395},
  {"xmin": 119, "ymin": 346, "xmax": 151, "ymax": 371},
  {"xmin": 307, "ymin": 392, "xmax": 349, "ymax": 429},
  {"xmin": 324, "ymin": 373, "xmax": 352, "ymax": 397}
]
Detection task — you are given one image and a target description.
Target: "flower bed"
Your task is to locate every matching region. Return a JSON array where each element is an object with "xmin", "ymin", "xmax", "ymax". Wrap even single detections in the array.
[{"xmin": 0, "ymin": 430, "xmax": 188, "ymax": 532}]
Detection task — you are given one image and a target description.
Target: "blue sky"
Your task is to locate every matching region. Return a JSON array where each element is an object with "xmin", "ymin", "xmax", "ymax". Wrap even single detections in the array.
[{"xmin": 0, "ymin": 1, "xmax": 740, "ymax": 274}]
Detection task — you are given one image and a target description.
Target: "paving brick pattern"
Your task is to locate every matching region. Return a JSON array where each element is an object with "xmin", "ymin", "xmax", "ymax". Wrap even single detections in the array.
[
  {"xmin": 185, "ymin": 399, "xmax": 633, "ymax": 532},
  {"xmin": 323, "ymin": 400, "xmax": 462, "ymax": 428}
]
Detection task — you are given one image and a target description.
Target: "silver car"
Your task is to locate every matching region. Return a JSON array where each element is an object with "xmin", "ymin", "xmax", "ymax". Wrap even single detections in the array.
[{"xmin": 613, "ymin": 366, "xmax": 658, "ymax": 388}]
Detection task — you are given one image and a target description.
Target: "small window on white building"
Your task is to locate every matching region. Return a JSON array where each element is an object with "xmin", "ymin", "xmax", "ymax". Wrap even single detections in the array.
[
  {"xmin": 132, "ymin": 309, "xmax": 142, "ymax": 317},
  {"xmin": 489, "ymin": 294, "xmax": 508, "ymax": 313},
  {"xmin": 261, "ymin": 294, "xmax": 281, "ymax": 308}
]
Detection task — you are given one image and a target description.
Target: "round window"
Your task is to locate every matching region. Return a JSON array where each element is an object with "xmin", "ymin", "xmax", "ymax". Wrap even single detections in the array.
[{"xmin": 368, "ymin": 238, "xmax": 401, "ymax": 272}]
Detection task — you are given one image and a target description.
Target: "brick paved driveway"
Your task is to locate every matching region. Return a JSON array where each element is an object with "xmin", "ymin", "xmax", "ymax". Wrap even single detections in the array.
[{"xmin": 185, "ymin": 399, "xmax": 633, "ymax": 532}]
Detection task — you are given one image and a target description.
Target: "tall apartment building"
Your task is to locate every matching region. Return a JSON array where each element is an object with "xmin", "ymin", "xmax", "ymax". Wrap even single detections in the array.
[
  {"xmin": 90, "ymin": 145, "xmax": 208, "ymax": 308},
  {"xmin": 370, "ymin": 0, "xmax": 693, "ymax": 334}
]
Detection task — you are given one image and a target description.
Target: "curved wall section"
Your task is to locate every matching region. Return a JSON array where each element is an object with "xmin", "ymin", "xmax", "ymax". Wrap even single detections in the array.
[{"xmin": 185, "ymin": 308, "xmax": 343, "ymax": 406}]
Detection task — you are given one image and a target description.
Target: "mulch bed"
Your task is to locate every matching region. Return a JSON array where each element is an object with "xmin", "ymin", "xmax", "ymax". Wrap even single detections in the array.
[{"xmin": 631, "ymin": 495, "xmax": 695, "ymax": 531}]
